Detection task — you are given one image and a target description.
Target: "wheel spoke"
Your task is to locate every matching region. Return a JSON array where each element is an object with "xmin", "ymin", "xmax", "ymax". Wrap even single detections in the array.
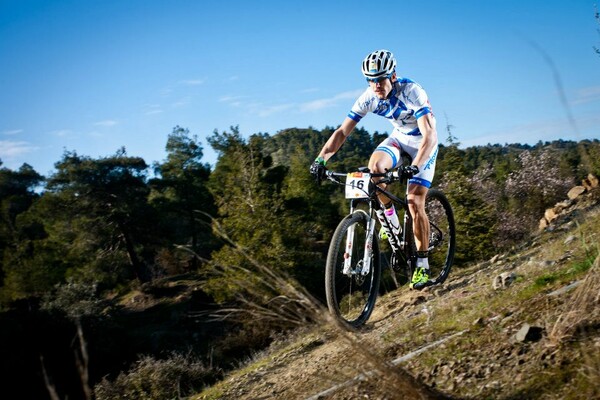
[
  {"xmin": 424, "ymin": 189, "xmax": 456, "ymax": 285},
  {"xmin": 325, "ymin": 212, "xmax": 381, "ymax": 327}
]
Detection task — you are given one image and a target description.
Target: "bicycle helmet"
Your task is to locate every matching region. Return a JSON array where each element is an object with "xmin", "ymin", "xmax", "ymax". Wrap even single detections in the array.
[{"xmin": 361, "ymin": 49, "xmax": 396, "ymax": 80}]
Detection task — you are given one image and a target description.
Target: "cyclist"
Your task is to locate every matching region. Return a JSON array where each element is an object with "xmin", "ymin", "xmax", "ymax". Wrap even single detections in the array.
[{"xmin": 310, "ymin": 49, "xmax": 439, "ymax": 290}]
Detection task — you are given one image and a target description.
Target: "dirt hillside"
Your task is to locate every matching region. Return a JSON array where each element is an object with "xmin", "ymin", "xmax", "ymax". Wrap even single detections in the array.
[{"xmin": 195, "ymin": 193, "xmax": 600, "ymax": 400}]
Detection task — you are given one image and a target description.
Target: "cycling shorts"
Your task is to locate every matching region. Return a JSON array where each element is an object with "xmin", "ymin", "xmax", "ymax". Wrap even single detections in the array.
[{"xmin": 373, "ymin": 134, "xmax": 438, "ymax": 188}]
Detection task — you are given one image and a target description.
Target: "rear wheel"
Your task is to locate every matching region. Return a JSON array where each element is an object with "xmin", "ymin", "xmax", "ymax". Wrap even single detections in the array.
[
  {"xmin": 425, "ymin": 189, "xmax": 456, "ymax": 285},
  {"xmin": 325, "ymin": 211, "xmax": 381, "ymax": 327}
]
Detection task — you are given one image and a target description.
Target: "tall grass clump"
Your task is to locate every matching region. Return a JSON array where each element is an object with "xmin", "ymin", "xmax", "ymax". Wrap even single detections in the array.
[
  {"xmin": 94, "ymin": 352, "xmax": 222, "ymax": 400},
  {"xmin": 191, "ymin": 218, "xmax": 450, "ymax": 400},
  {"xmin": 549, "ymin": 249, "xmax": 600, "ymax": 345}
]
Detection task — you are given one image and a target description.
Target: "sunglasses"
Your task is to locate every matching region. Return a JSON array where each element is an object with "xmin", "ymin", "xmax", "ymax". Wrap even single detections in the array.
[{"xmin": 366, "ymin": 75, "xmax": 391, "ymax": 83}]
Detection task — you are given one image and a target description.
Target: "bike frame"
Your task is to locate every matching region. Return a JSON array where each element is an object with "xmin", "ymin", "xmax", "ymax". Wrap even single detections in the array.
[
  {"xmin": 345, "ymin": 177, "xmax": 416, "ymax": 277},
  {"xmin": 324, "ymin": 168, "xmax": 455, "ymax": 326}
]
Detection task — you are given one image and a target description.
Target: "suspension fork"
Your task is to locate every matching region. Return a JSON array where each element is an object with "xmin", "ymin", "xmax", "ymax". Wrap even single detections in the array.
[
  {"xmin": 342, "ymin": 200, "xmax": 377, "ymax": 276},
  {"xmin": 361, "ymin": 209, "xmax": 377, "ymax": 276}
]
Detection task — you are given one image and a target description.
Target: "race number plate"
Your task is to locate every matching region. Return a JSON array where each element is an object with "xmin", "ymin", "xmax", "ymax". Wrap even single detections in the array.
[{"xmin": 345, "ymin": 172, "xmax": 370, "ymax": 199}]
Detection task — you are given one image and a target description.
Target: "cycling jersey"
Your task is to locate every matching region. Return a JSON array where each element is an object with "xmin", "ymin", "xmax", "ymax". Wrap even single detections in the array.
[
  {"xmin": 347, "ymin": 77, "xmax": 438, "ymax": 188},
  {"xmin": 348, "ymin": 78, "xmax": 432, "ymax": 136}
]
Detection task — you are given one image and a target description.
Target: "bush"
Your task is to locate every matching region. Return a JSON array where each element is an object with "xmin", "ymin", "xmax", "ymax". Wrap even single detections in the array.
[
  {"xmin": 41, "ymin": 280, "xmax": 104, "ymax": 320},
  {"xmin": 94, "ymin": 352, "xmax": 222, "ymax": 400}
]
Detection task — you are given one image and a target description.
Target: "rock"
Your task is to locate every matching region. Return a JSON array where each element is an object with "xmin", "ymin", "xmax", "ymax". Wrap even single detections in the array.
[
  {"xmin": 539, "ymin": 217, "xmax": 548, "ymax": 230},
  {"xmin": 493, "ymin": 272, "xmax": 516, "ymax": 290},
  {"xmin": 557, "ymin": 251, "xmax": 573, "ymax": 263},
  {"xmin": 583, "ymin": 173, "xmax": 599, "ymax": 190},
  {"xmin": 588, "ymin": 173, "xmax": 599, "ymax": 188},
  {"xmin": 440, "ymin": 364, "xmax": 452, "ymax": 377},
  {"xmin": 563, "ymin": 235, "xmax": 576, "ymax": 245},
  {"xmin": 485, "ymin": 381, "xmax": 502, "ymax": 390},
  {"xmin": 567, "ymin": 186, "xmax": 586, "ymax": 200},
  {"xmin": 541, "ymin": 260, "xmax": 555, "ymax": 267},
  {"xmin": 554, "ymin": 199, "xmax": 573, "ymax": 212},
  {"xmin": 544, "ymin": 208, "xmax": 557, "ymax": 222},
  {"xmin": 514, "ymin": 323, "xmax": 544, "ymax": 342},
  {"xmin": 547, "ymin": 280, "xmax": 582, "ymax": 297},
  {"xmin": 410, "ymin": 295, "xmax": 427, "ymax": 306}
]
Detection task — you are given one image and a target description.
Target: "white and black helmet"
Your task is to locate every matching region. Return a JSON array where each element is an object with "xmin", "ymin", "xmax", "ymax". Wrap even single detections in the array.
[{"xmin": 361, "ymin": 49, "xmax": 396, "ymax": 79}]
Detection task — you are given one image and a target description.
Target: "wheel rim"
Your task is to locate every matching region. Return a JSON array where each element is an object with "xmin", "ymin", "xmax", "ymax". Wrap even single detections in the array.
[
  {"xmin": 327, "ymin": 214, "xmax": 380, "ymax": 326},
  {"xmin": 425, "ymin": 192, "xmax": 455, "ymax": 284}
]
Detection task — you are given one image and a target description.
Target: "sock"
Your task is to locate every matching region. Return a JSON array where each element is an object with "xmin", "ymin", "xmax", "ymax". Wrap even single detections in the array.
[
  {"xmin": 384, "ymin": 204, "xmax": 395, "ymax": 217},
  {"xmin": 416, "ymin": 251, "xmax": 429, "ymax": 270},
  {"xmin": 383, "ymin": 204, "xmax": 401, "ymax": 235}
]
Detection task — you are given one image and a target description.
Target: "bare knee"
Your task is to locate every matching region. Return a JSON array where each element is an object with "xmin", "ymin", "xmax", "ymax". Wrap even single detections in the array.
[{"xmin": 368, "ymin": 158, "xmax": 388, "ymax": 174}]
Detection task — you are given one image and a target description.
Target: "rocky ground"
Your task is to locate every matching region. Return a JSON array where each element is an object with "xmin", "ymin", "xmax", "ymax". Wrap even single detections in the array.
[{"xmin": 194, "ymin": 189, "xmax": 600, "ymax": 400}]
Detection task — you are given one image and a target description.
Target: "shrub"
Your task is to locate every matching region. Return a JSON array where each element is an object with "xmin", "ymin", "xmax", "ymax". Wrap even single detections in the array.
[{"xmin": 94, "ymin": 352, "xmax": 222, "ymax": 400}]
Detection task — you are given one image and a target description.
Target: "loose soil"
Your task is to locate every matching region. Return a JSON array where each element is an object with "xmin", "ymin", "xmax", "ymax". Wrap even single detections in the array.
[{"xmin": 195, "ymin": 206, "xmax": 600, "ymax": 400}]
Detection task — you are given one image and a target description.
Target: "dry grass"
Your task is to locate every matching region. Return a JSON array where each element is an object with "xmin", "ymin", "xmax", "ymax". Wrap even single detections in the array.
[
  {"xmin": 194, "ymin": 206, "xmax": 600, "ymax": 400},
  {"xmin": 548, "ymin": 252, "xmax": 600, "ymax": 345},
  {"xmin": 193, "ymin": 218, "xmax": 450, "ymax": 400}
]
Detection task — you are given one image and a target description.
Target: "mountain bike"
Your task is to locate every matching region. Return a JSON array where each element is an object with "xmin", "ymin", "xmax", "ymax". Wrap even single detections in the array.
[{"xmin": 323, "ymin": 167, "xmax": 456, "ymax": 327}]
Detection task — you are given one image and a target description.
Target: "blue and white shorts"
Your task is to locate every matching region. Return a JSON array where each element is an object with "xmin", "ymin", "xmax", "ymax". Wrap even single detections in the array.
[{"xmin": 373, "ymin": 134, "xmax": 438, "ymax": 188}]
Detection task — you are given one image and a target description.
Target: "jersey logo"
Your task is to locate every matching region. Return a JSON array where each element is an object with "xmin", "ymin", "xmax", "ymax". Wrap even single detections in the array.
[{"xmin": 423, "ymin": 147, "xmax": 438, "ymax": 171}]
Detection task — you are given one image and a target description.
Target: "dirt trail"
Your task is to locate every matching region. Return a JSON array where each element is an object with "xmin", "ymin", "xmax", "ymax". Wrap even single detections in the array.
[{"xmin": 196, "ymin": 206, "xmax": 600, "ymax": 400}]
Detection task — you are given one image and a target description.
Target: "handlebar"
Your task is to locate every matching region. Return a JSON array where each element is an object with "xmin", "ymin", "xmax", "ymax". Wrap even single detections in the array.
[{"xmin": 324, "ymin": 169, "xmax": 406, "ymax": 185}]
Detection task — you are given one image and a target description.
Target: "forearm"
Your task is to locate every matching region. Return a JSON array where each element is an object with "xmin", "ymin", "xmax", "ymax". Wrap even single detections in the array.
[
  {"xmin": 317, "ymin": 117, "xmax": 357, "ymax": 162},
  {"xmin": 413, "ymin": 114, "xmax": 438, "ymax": 169},
  {"xmin": 413, "ymin": 134, "xmax": 438, "ymax": 168},
  {"xmin": 318, "ymin": 130, "xmax": 347, "ymax": 162}
]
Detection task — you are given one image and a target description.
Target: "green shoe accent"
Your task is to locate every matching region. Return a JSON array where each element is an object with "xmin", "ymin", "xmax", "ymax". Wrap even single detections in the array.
[
  {"xmin": 379, "ymin": 226, "xmax": 389, "ymax": 240},
  {"xmin": 410, "ymin": 267, "xmax": 431, "ymax": 290}
]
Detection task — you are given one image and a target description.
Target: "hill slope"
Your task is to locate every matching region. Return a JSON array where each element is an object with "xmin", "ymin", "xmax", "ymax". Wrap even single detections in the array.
[{"xmin": 195, "ymin": 192, "xmax": 600, "ymax": 399}]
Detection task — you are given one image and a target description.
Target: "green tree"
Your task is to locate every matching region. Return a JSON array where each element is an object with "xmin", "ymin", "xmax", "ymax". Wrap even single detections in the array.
[
  {"xmin": 438, "ymin": 170, "xmax": 498, "ymax": 264},
  {"xmin": 205, "ymin": 127, "xmax": 304, "ymax": 304},
  {"xmin": 150, "ymin": 126, "xmax": 216, "ymax": 272},
  {"xmin": 41, "ymin": 149, "xmax": 155, "ymax": 283},
  {"xmin": 0, "ymin": 161, "xmax": 43, "ymax": 294}
]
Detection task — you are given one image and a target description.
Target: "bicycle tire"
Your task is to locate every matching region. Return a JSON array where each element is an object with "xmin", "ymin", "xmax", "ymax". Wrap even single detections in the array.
[
  {"xmin": 425, "ymin": 189, "xmax": 456, "ymax": 285},
  {"xmin": 404, "ymin": 213, "xmax": 417, "ymax": 277},
  {"xmin": 325, "ymin": 211, "xmax": 381, "ymax": 327}
]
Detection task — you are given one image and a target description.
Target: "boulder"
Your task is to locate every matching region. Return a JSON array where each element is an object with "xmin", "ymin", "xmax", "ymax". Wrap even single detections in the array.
[
  {"xmin": 493, "ymin": 272, "xmax": 516, "ymax": 290},
  {"xmin": 567, "ymin": 186, "xmax": 586, "ymax": 200}
]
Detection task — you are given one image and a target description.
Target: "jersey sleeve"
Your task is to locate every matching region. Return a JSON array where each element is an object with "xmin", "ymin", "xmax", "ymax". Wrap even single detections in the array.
[
  {"xmin": 347, "ymin": 89, "xmax": 376, "ymax": 122},
  {"xmin": 406, "ymin": 84, "xmax": 432, "ymax": 119}
]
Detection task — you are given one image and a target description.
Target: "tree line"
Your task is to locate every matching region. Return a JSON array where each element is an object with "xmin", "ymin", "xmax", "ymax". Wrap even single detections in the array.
[{"xmin": 2, "ymin": 126, "xmax": 600, "ymax": 306}]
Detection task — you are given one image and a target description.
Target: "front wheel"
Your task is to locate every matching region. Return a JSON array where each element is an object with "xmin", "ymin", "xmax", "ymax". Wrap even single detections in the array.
[{"xmin": 325, "ymin": 211, "xmax": 381, "ymax": 327}]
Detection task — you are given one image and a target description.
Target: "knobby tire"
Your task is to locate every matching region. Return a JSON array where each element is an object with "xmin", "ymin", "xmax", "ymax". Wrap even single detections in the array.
[
  {"xmin": 325, "ymin": 211, "xmax": 381, "ymax": 327},
  {"xmin": 424, "ymin": 189, "xmax": 456, "ymax": 285}
]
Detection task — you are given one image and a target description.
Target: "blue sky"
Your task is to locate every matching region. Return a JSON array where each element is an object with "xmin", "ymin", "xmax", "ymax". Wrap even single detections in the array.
[{"xmin": 1, "ymin": 0, "xmax": 599, "ymax": 176}]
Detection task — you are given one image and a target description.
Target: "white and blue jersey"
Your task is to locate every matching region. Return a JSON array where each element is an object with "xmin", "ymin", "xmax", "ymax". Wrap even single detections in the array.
[
  {"xmin": 348, "ymin": 78, "xmax": 432, "ymax": 135},
  {"xmin": 348, "ymin": 78, "xmax": 438, "ymax": 188}
]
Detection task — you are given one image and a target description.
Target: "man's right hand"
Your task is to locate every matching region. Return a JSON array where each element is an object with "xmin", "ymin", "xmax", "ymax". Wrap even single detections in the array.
[
  {"xmin": 310, "ymin": 157, "xmax": 327, "ymax": 184},
  {"xmin": 401, "ymin": 165, "xmax": 419, "ymax": 179}
]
